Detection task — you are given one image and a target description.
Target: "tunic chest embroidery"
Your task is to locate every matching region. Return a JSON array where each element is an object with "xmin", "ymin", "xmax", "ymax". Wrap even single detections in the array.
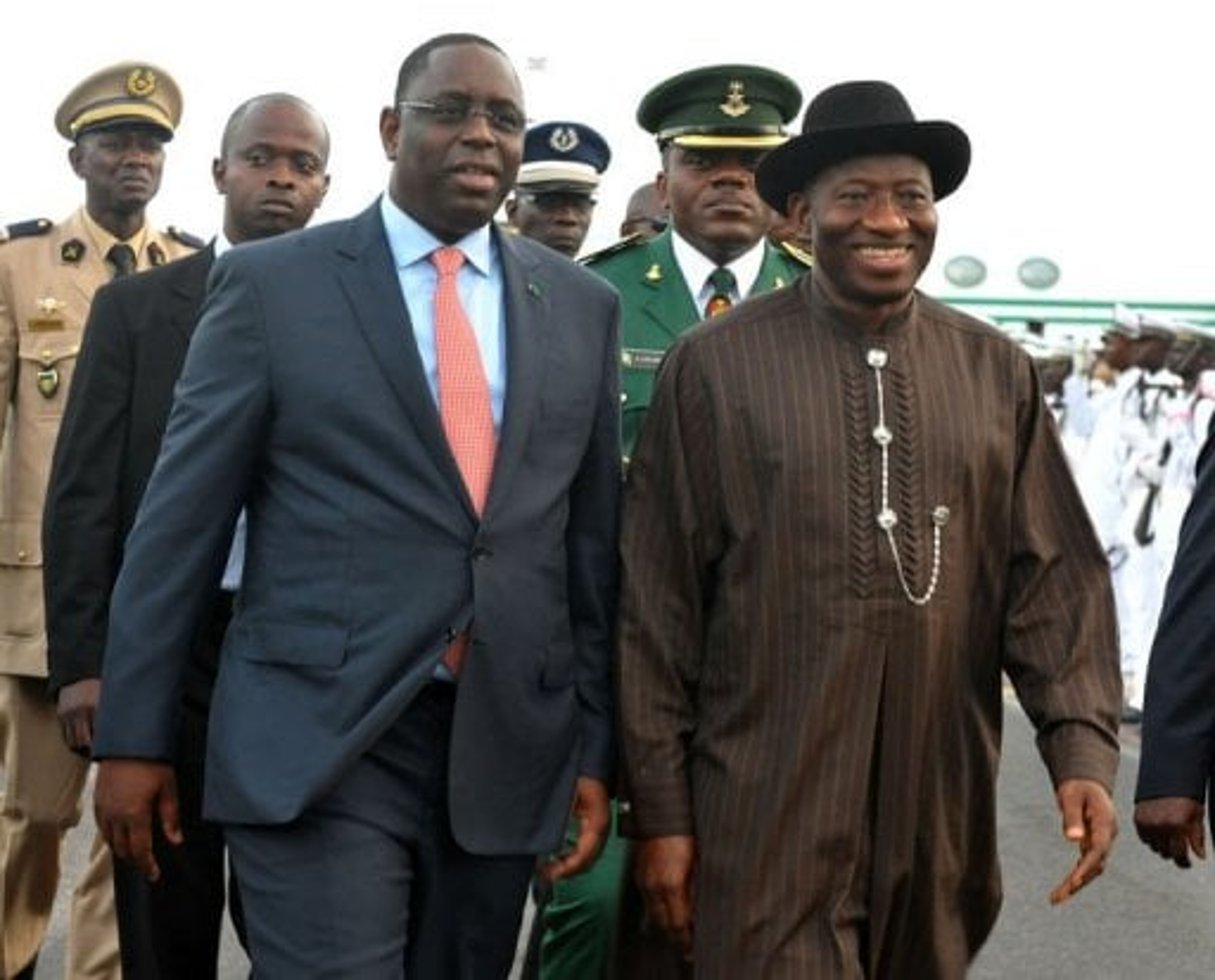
[{"xmin": 846, "ymin": 345, "xmax": 950, "ymax": 605}]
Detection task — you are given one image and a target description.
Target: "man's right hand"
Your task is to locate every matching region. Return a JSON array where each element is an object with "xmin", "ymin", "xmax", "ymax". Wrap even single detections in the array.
[
  {"xmin": 56, "ymin": 678, "xmax": 101, "ymax": 754},
  {"xmin": 1134, "ymin": 796, "xmax": 1206, "ymax": 868},
  {"xmin": 95, "ymin": 759, "xmax": 182, "ymax": 882},
  {"xmin": 633, "ymin": 834, "xmax": 697, "ymax": 959}
]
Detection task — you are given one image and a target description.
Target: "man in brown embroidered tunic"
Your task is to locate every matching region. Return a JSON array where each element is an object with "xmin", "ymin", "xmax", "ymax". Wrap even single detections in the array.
[{"xmin": 616, "ymin": 80, "xmax": 1122, "ymax": 980}]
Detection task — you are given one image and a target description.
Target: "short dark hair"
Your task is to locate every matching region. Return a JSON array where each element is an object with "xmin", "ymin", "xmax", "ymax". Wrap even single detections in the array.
[
  {"xmin": 394, "ymin": 33, "xmax": 509, "ymax": 103},
  {"xmin": 219, "ymin": 93, "xmax": 330, "ymax": 163}
]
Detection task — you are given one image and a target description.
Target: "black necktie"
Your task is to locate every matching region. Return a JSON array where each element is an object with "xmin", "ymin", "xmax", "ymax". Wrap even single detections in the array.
[
  {"xmin": 704, "ymin": 267, "xmax": 737, "ymax": 318},
  {"xmin": 107, "ymin": 243, "xmax": 137, "ymax": 278}
]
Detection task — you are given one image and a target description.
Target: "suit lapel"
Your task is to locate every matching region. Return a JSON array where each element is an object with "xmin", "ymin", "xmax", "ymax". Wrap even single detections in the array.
[
  {"xmin": 56, "ymin": 209, "xmax": 107, "ymax": 307},
  {"xmin": 335, "ymin": 204, "xmax": 462, "ymax": 502},
  {"xmin": 638, "ymin": 231, "xmax": 698, "ymax": 343},
  {"xmin": 752, "ymin": 242, "xmax": 796, "ymax": 294},
  {"xmin": 484, "ymin": 230, "xmax": 548, "ymax": 520},
  {"xmin": 169, "ymin": 246, "xmax": 215, "ymax": 345}
]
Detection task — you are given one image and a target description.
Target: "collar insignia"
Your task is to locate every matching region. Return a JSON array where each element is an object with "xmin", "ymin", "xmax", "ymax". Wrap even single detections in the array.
[{"xmin": 60, "ymin": 239, "xmax": 85, "ymax": 263}]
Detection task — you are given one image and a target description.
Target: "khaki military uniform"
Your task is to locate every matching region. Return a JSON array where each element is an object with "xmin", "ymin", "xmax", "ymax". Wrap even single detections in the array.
[
  {"xmin": 0, "ymin": 207, "xmax": 198, "ymax": 979},
  {"xmin": 582, "ymin": 228, "xmax": 812, "ymax": 457}
]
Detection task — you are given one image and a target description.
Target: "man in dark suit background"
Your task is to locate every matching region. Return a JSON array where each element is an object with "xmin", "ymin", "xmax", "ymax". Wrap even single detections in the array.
[
  {"xmin": 1134, "ymin": 414, "xmax": 1215, "ymax": 867},
  {"xmin": 89, "ymin": 33, "xmax": 621, "ymax": 979},
  {"xmin": 43, "ymin": 92, "xmax": 331, "ymax": 979}
]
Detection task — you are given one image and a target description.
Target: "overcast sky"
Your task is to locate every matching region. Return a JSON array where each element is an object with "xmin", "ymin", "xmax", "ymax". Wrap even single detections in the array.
[{"xmin": 3, "ymin": 1, "xmax": 1208, "ymax": 312}]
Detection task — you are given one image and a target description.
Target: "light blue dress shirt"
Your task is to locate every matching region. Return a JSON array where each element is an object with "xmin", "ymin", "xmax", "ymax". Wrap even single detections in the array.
[
  {"xmin": 378, "ymin": 193, "xmax": 507, "ymax": 429},
  {"xmin": 378, "ymin": 194, "xmax": 509, "ymax": 680}
]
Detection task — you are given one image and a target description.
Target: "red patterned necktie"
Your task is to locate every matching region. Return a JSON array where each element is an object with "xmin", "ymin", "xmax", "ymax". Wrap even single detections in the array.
[
  {"xmin": 431, "ymin": 245, "xmax": 496, "ymax": 674},
  {"xmin": 704, "ymin": 266, "xmax": 737, "ymax": 318}
]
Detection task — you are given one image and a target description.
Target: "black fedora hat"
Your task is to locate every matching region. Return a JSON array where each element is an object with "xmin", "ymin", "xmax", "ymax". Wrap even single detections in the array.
[{"xmin": 756, "ymin": 80, "xmax": 970, "ymax": 214}]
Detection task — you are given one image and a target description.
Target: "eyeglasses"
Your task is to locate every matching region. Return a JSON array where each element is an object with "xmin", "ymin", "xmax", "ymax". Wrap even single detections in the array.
[{"xmin": 398, "ymin": 98, "xmax": 527, "ymax": 136}]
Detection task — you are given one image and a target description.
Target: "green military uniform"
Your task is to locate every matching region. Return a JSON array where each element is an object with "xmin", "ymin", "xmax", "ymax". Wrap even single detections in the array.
[
  {"xmin": 530, "ymin": 62, "xmax": 808, "ymax": 980},
  {"xmin": 584, "ymin": 228, "xmax": 811, "ymax": 457}
]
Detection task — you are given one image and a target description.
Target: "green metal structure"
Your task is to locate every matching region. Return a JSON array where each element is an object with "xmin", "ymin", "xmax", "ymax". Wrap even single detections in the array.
[{"xmin": 933, "ymin": 295, "xmax": 1215, "ymax": 335}]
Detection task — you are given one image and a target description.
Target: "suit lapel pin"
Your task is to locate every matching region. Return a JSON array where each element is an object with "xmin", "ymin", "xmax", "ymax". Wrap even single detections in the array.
[
  {"xmin": 645, "ymin": 263, "xmax": 662, "ymax": 283},
  {"xmin": 527, "ymin": 281, "xmax": 542, "ymax": 298},
  {"xmin": 60, "ymin": 239, "xmax": 85, "ymax": 264}
]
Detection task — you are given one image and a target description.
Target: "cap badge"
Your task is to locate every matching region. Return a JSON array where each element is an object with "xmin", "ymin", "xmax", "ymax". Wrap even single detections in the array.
[
  {"xmin": 127, "ymin": 67, "xmax": 157, "ymax": 99},
  {"xmin": 549, "ymin": 126, "xmax": 580, "ymax": 154},
  {"xmin": 60, "ymin": 239, "xmax": 85, "ymax": 264},
  {"xmin": 719, "ymin": 81, "xmax": 751, "ymax": 119}
]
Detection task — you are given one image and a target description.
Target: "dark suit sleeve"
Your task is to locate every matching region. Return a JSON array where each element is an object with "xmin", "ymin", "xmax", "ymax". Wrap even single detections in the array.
[
  {"xmin": 1136, "ymin": 430, "xmax": 1215, "ymax": 802},
  {"xmin": 92, "ymin": 256, "xmax": 268, "ymax": 761},
  {"xmin": 43, "ymin": 281, "xmax": 133, "ymax": 693},
  {"xmin": 565, "ymin": 290, "xmax": 623, "ymax": 783}
]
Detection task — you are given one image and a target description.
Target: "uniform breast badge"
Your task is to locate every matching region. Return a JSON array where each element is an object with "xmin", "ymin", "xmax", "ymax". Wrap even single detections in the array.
[
  {"xmin": 28, "ymin": 296, "xmax": 66, "ymax": 333},
  {"xmin": 36, "ymin": 345, "xmax": 65, "ymax": 398}
]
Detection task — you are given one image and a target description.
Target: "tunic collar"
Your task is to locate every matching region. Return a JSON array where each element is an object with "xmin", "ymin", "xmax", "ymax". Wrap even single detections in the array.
[{"xmin": 803, "ymin": 271, "xmax": 917, "ymax": 341}]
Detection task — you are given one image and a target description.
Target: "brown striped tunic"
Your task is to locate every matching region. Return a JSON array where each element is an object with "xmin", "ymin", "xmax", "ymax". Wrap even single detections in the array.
[{"xmin": 617, "ymin": 273, "xmax": 1122, "ymax": 979}]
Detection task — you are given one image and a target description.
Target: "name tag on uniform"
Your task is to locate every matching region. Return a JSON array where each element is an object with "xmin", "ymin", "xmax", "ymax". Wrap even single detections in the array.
[{"xmin": 621, "ymin": 348, "xmax": 665, "ymax": 371}]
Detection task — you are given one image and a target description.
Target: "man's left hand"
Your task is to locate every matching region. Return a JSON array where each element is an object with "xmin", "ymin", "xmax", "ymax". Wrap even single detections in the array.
[
  {"xmin": 1049, "ymin": 778, "xmax": 1117, "ymax": 904},
  {"xmin": 540, "ymin": 776, "xmax": 610, "ymax": 882}
]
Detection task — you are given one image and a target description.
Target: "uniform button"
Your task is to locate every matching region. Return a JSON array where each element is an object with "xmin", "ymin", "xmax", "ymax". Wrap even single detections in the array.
[
  {"xmin": 16, "ymin": 549, "xmax": 29, "ymax": 561},
  {"xmin": 618, "ymin": 800, "xmax": 632, "ymax": 815},
  {"xmin": 620, "ymin": 391, "xmax": 629, "ymax": 404},
  {"xmin": 471, "ymin": 545, "xmax": 492, "ymax": 561}
]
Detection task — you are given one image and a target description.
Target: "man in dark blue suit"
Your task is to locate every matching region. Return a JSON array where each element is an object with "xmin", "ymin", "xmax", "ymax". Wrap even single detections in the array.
[
  {"xmin": 1135, "ymin": 416, "xmax": 1215, "ymax": 868},
  {"xmin": 90, "ymin": 33, "xmax": 621, "ymax": 978},
  {"xmin": 44, "ymin": 92, "xmax": 331, "ymax": 978}
]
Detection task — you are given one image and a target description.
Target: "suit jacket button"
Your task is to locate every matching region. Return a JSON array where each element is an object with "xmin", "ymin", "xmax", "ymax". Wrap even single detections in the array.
[{"xmin": 471, "ymin": 545, "xmax": 492, "ymax": 561}]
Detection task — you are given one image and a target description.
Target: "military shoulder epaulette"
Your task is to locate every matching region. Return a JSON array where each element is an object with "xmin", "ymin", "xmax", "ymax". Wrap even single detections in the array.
[
  {"xmin": 167, "ymin": 225, "xmax": 207, "ymax": 249},
  {"xmin": 0, "ymin": 218, "xmax": 53, "ymax": 245},
  {"xmin": 776, "ymin": 239, "xmax": 814, "ymax": 267},
  {"xmin": 579, "ymin": 232, "xmax": 646, "ymax": 266}
]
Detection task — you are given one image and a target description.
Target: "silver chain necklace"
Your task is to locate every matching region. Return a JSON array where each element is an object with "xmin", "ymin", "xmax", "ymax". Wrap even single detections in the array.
[{"xmin": 866, "ymin": 348, "xmax": 950, "ymax": 606}]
